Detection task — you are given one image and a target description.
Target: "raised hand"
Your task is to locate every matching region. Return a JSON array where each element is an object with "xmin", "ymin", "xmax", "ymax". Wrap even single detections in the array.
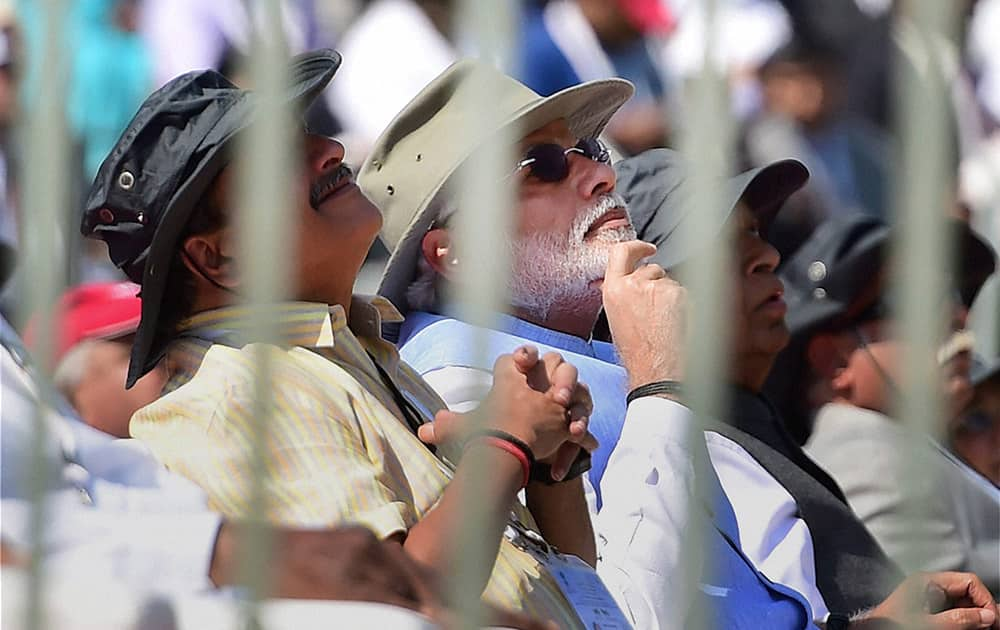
[{"xmin": 602, "ymin": 240, "xmax": 687, "ymax": 390}]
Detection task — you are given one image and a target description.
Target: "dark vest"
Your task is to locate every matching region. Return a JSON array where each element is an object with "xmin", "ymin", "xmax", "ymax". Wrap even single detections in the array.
[{"xmin": 707, "ymin": 388, "xmax": 905, "ymax": 613}]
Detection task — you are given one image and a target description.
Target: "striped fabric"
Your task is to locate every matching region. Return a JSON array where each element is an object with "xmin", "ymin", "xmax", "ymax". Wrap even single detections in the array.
[{"xmin": 130, "ymin": 296, "xmax": 582, "ymax": 627}]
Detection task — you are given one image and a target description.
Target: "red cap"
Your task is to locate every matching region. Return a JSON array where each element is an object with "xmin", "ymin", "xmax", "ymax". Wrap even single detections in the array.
[
  {"xmin": 617, "ymin": 0, "xmax": 676, "ymax": 35},
  {"xmin": 25, "ymin": 281, "xmax": 143, "ymax": 363}
]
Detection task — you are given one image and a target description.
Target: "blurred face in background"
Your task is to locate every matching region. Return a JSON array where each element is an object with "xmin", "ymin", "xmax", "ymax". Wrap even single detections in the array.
[
  {"xmin": 951, "ymin": 379, "xmax": 1000, "ymax": 485},
  {"xmin": 60, "ymin": 336, "xmax": 167, "ymax": 438},
  {"xmin": 761, "ymin": 60, "xmax": 841, "ymax": 129}
]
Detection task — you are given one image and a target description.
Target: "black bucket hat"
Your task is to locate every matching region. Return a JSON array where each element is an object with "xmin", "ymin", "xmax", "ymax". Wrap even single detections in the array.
[
  {"xmin": 614, "ymin": 148, "xmax": 810, "ymax": 270},
  {"xmin": 81, "ymin": 49, "xmax": 341, "ymax": 388},
  {"xmin": 780, "ymin": 214, "xmax": 997, "ymax": 342}
]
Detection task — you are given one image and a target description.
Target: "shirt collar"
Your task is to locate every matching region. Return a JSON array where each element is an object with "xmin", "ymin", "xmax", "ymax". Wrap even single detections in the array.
[
  {"xmin": 496, "ymin": 313, "xmax": 604, "ymax": 358},
  {"xmin": 175, "ymin": 295, "xmax": 403, "ymax": 349}
]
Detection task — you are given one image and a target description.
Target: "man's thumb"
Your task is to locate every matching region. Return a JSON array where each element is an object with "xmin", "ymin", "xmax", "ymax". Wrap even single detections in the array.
[{"xmin": 420, "ymin": 409, "xmax": 464, "ymax": 445}]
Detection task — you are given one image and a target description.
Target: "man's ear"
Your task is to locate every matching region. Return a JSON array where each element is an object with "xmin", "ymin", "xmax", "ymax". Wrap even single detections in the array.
[
  {"xmin": 180, "ymin": 228, "xmax": 238, "ymax": 289},
  {"xmin": 807, "ymin": 333, "xmax": 852, "ymax": 392},
  {"xmin": 420, "ymin": 228, "xmax": 457, "ymax": 278}
]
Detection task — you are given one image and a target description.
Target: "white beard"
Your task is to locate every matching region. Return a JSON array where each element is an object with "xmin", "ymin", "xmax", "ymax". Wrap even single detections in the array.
[{"xmin": 509, "ymin": 192, "xmax": 636, "ymax": 321}]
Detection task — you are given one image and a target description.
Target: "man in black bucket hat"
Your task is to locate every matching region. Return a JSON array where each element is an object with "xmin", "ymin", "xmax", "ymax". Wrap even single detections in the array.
[
  {"xmin": 770, "ymin": 214, "xmax": 999, "ymax": 595},
  {"xmin": 81, "ymin": 49, "xmax": 601, "ymax": 628}
]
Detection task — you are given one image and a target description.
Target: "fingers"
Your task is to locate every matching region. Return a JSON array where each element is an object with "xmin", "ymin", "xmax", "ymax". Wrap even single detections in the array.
[
  {"xmin": 632, "ymin": 262, "xmax": 668, "ymax": 281},
  {"xmin": 420, "ymin": 410, "xmax": 466, "ymax": 446},
  {"xmin": 512, "ymin": 345, "xmax": 540, "ymax": 375},
  {"xmin": 567, "ymin": 382, "xmax": 593, "ymax": 428},
  {"xmin": 605, "ymin": 240, "xmax": 657, "ymax": 280},
  {"xmin": 546, "ymin": 356, "xmax": 576, "ymax": 406},
  {"xmin": 929, "ymin": 607, "xmax": 997, "ymax": 629},
  {"xmin": 549, "ymin": 443, "xmax": 579, "ymax": 482},
  {"xmin": 928, "ymin": 572, "xmax": 998, "ymax": 612}
]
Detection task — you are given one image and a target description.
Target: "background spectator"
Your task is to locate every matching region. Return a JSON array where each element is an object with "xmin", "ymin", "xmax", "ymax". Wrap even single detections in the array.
[{"xmin": 25, "ymin": 281, "xmax": 166, "ymax": 438}]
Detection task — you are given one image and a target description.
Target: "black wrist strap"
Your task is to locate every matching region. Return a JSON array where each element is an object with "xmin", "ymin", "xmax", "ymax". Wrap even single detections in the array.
[
  {"xmin": 826, "ymin": 613, "xmax": 851, "ymax": 630},
  {"xmin": 626, "ymin": 380, "xmax": 683, "ymax": 405},
  {"xmin": 530, "ymin": 449, "xmax": 592, "ymax": 485}
]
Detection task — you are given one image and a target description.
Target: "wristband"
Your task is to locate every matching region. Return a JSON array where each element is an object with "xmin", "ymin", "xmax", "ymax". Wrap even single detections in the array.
[
  {"xmin": 529, "ymin": 450, "xmax": 592, "ymax": 485},
  {"xmin": 626, "ymin": 380, "xmax": 683, "ymax": 405},
  {"xmin": 465, "ymin": 430, "xmax": 536, "ymax": 489},
  {"xmin": 825, "ymin": 613, "xmax": 851, "ymax": 630}
]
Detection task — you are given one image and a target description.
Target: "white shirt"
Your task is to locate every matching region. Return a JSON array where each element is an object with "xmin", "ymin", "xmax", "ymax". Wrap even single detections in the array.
[
  {"xmin": 1, "ymin": 341, "xmax": 219, "ymax": 592},
  {"xmin": 423, "ymin": 363, "xmax": 830, "ymax": 621}
]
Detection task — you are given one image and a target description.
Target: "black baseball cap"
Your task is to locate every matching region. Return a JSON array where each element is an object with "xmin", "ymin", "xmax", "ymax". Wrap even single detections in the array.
[
  {"xmin": 81, "ymin": 49, "xmax": 341, "ymax": 388},
  {"xmin": 615, "ymin": 148, "xmax": 810, "ymax": 270}
]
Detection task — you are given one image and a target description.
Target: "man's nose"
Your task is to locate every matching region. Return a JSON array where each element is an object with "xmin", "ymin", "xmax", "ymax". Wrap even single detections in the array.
[
  {"xmin": 573, "ymin": 155, "xmax": 616, "ymax": 199},
  {"xmin": 748, "ymin": 236, "xmax": 781, "ymax": 275},
  {"xmin": 305, "ymin": 134, "xmax": 346, "ymax": 175}
]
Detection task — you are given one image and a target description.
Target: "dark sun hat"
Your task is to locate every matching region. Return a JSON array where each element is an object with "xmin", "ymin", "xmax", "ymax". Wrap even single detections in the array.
[
  {"xmin": 780, "ymin": 214, "xmax": 997, "ymax": 342},
  {"xmin": 614, "ymin": 148, "xmax": 810, "ymax": 270},
  {"xmin": 81, "ymin": 49, "xmax": 341, "ymax": 388}
]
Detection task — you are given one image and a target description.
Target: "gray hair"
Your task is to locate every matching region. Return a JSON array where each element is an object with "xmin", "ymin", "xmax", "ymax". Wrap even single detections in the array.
[
  {"xmin": 53, "ymin": 340, "xmax": 98, "ymax": 402},
  {"xmin": 404, "ymin": 196, "xmax": 458, "ymax": 314}
]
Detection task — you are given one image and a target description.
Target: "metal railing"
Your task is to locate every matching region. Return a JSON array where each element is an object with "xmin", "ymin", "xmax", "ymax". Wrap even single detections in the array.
[{"xmin": 10, "ymin": 0, "xmax": 992, "ymax": 628}]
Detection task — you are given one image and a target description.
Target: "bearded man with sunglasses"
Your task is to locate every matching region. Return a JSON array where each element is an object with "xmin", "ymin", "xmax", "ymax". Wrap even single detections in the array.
[{"xmin": 364, "ymin": 61, "xmax": 836, "ymax": 629}]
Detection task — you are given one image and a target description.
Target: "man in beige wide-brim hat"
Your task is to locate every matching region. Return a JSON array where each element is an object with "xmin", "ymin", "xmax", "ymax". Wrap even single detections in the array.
[
  {"xmin": 360, "ymin": 60, "xmax": 641, "ymax": 628},
  {"xmin": 361, "ymin": 59, "xmax": 633, "ymax": 325}
]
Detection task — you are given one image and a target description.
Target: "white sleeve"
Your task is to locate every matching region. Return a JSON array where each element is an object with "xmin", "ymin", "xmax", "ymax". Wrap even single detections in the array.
[
  {"xmin": 705, "ymin": 431, "xmax": 830, "ymax": 621},
  {"xmin": 420, "ymin": 365, "xmax": 494, "ymax": 413},
  {"xmin": 595, "ymin": 396, "xmax": 703, "ymax": 629}
]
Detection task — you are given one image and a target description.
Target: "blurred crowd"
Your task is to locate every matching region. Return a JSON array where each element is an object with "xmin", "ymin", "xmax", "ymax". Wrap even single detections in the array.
[{"xmin": 1, "ymin": 1, "xmax": 999, "ymax": 629}]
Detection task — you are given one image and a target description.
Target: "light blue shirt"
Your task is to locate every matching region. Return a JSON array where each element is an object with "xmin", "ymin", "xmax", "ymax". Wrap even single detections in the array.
[{"xmin": 398, "ymin": 311, "xmax": 814, "ymax": 628}]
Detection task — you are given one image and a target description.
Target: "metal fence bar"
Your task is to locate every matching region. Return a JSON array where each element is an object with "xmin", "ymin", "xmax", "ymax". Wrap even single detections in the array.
[
  {"xmin": 891, "ymin": 0, "xmax": 960, "ymax": 613},
  {"xmin": 450, "ymin": 0, "xmax": 519, "ymax": 627},
  {"xmin": 677, "ymin": 0, "xmax": 732, "ymax": 626},
  {"xmin": 17, "ymin": 0, "xmax": 70, "ymax": 628},
  {"xmin": 234, "ymin": 1, "xmax": 295, "ymax": 626}
]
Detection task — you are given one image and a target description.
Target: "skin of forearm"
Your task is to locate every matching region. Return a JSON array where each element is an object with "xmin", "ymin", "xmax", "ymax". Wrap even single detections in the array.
[
  {"xmin": 525, "ymin": 477, "xmax": 597, "ymax": 566},
  {"xmin": 401, "ymin": 442, "xmax": 524, "ymax": 595}
]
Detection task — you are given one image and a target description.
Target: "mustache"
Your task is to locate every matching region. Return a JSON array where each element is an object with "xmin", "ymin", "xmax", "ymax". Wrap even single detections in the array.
[
  {"xmin": 571, "ymin": 192, "xmax": 631, "ymax": 242},
  {"xmin": 309, "ymin": 164, "xmax": 354, "ymax": 209}
]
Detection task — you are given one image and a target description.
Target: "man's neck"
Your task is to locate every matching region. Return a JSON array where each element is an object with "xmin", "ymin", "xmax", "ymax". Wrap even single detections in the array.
[{"xmin": 511, "ymin": 302, "xmax": 601, "ymax": 340}]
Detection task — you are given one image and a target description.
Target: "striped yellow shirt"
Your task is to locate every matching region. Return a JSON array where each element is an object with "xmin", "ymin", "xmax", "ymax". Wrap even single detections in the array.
[{"xmin": 130, "ymin": 296, "xmax": 583, "ymax": 627}]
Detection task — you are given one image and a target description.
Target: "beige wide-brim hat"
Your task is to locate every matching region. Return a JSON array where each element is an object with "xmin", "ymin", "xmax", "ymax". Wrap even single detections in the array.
[{"xmin": 359, "ymin": 60, "xmax": 634, "ymax": 319}]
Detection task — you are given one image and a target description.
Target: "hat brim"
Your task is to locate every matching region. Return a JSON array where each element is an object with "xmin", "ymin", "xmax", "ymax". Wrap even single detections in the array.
[
  {"xmin": 647, "ymin": 158, "xmax": 810, "ymax": 270},
  {"xmin": 376, "ymin": 78, "xmax": 633, "ymax": 319},
  {"xmin": 126, "ymin": 50, "xmax": 342, "ymax": 388}
]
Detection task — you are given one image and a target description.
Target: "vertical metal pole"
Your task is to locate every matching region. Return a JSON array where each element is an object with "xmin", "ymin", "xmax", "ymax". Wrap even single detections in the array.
[
  {"xmin": 235, "ymin": 1, "xmax": 295, "ymax": 626},
  {"xmin": 677, "ymin": 0, "xmax": 732, "ymax": 626},
  {"xmin": 18, "ymin": 1, "xmax": 70, "ymax": 629},
  {"xmin": 451, "ymin": 1, "xmax": 519, "ymax": 627},
  {"xmin": 891, "ymin": 0, "xmax": 960, "ymax": 606}
]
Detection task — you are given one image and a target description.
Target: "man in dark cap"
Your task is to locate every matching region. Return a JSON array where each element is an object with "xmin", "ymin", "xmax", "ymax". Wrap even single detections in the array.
[
  {"xmin": 80, "ymin": 49, "xmax": 602, "ymax": 628},
  {"xmin": 773, "ymin": 214, "xmax": 999, "ymax": 594},
  {"xmin": 612, "ymin": 148, "xmax": 999, "ymax": 628}
]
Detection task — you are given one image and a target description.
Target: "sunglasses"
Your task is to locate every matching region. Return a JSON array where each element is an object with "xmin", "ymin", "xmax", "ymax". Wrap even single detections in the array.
[{"xmin": 511, "ymin": 138, "xmax": 610, "ymax": 182}]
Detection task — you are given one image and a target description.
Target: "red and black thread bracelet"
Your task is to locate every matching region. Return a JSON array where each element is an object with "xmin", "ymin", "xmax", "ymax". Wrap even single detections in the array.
[{"xmin": 465, "ymin": 429, "xmax": 536, "ymax": 489}]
